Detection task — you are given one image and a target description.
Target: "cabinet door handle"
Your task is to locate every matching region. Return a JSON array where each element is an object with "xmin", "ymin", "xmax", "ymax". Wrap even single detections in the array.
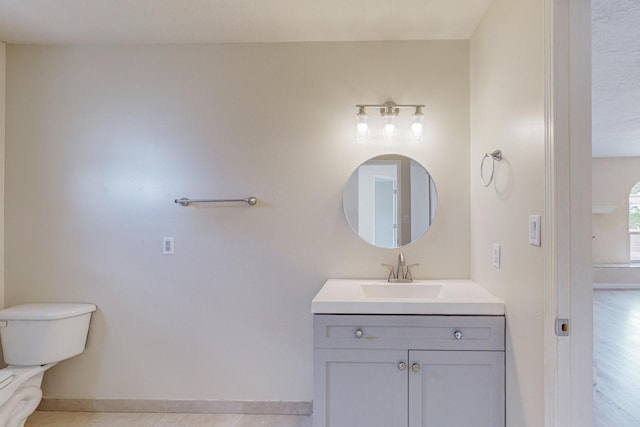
[
  {"xmin": 454, "ymin": 330, "xmax": 463, "ymax": 340},
  {"xmin": 355, "ymin": 329, "xmax": 364, "ymax": 338},
  {"xmin": 398, "ymin": 362, "xmax": 407, "ymax": 371},
  {"xmin": 411, "ymin": 363, "xmax": 421, "ymax": 373}
]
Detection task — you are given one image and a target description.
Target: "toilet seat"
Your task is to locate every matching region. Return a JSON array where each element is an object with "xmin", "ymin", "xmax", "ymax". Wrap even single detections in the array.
[
  {"xmin": 0, "ymin": 370, "xmax": 15, "ymax": 390},
  {"xmin": 0, "ymin": 365, "xmax": 49, "ymax": 407},
  {"xmin": 0, "ymin": 365, "xmax": 51, "ymax": 427}
]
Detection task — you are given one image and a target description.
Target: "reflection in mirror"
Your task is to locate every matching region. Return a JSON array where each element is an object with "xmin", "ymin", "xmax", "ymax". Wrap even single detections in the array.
[{"xmin": 343, "ymin": 155, "xmax": 437, "ymax": 248}]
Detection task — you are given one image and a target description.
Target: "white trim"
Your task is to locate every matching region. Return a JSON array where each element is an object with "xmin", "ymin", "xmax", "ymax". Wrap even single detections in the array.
[
  {"xmin": 544, "ymin": 1, "xmax": 593, "ymax": 426},
  {"xmin": 0, "ymin": 42, "xmax": 5, "ymax": 311},
  {"xmin": 567, "ymin": 0, "xmax": 593, "ymax": 425},
  {"xmin": 593, "ymin": 283, "xmax": 640, "ymax": 290},
  {"xmin": 543, "ymin": 0, "xmax": 560, "ymax": 421},
  {"xmin": 38, "ymin": 399, "xmax": 313, "ymax": 415},
  {"xmin": 543, "ymin": 0, "xmax": 558, "ymax": 423}
]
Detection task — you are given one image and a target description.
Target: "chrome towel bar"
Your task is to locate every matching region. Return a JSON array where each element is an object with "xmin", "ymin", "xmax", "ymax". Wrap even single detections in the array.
[{"xmin": 174, "ymin": 197, "xmax": 258, "ymax": 207}]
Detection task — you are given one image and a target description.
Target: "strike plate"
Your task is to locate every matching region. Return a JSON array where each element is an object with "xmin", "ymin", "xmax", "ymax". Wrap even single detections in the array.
[{"xmin": 556, "ymin": 318, "xmax": 569, "ymax": 336}]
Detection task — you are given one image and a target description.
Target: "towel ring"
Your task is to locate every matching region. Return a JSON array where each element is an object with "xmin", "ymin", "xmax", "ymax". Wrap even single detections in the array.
[{"xmin": 480, "ymin": 150, "xmax": 502, "ymax": 187}]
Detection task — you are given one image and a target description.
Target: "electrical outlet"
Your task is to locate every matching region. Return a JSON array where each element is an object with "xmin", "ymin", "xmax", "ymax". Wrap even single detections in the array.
[
  {"xmin": 492, "ymin": 243, "xmax": 501, "ymax": 268},
  {"xmin": 163, "ymin": 237, "xmax": 175, "ymax": 255}
]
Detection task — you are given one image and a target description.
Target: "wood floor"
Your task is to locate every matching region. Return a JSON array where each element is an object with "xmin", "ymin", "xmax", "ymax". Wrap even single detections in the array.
[{"xmin": 594, "ymin": 289, "xmax": 640, "ymax": 426}]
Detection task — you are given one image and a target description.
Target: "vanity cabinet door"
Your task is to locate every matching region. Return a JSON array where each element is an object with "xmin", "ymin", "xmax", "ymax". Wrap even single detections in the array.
[
  {"xmin": 408, "ymin": 350, "xmax": 505, "ymax": 427},
  {"xmin": 313, "ymin": 349, "xmax": 408, "ymax": 427}
]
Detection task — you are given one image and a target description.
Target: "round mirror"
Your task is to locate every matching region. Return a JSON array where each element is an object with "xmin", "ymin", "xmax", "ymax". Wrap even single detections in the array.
[{"xmin": 343, "ymin": 154, "xmax": 438, "ymax": 248}]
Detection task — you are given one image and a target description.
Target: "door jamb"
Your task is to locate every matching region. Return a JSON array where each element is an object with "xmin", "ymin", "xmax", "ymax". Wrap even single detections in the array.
[{"xmin": 544, "ymin": 1, "xmax": 593, "ymax": 426}]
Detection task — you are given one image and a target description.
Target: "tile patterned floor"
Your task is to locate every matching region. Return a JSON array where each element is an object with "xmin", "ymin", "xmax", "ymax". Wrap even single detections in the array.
[{"xmin": 25, "ymin": 411, "xmax": 311, "ymax": 427}]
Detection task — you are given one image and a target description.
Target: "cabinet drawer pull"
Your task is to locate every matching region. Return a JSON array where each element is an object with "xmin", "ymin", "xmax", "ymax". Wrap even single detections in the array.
[
  {"xmin": 355, "ymin": 329, "xmax": 364, "ymax": 338},
  {"xmin": 398, "ymin": 362, "xmax": 407, "ymax": 371},
  {"xmin": 411, "ymin": 363, "xmax": 421, "ymax": 372},
  {"xmin": 454, "ymin": 330, "xmax": 463, "ymax": 340}
]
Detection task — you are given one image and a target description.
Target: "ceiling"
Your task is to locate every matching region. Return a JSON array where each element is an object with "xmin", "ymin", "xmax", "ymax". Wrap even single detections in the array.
[
  {"xmin": 592, "ymin": 0, "xmax": 640, "ymax": 157},
  {"xmin": 0, "ymin": 0, "xmax": 492, "ymax": 43},
  {"xmin": 0, "ymin": 0, "xmax": 637, "ymax": 157}
]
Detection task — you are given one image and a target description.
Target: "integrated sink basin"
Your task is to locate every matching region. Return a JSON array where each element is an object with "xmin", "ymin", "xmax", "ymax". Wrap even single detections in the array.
[
  {"xmin": 360, "ymin": 283, "xmax": 445, "ymax": 299},
  {"xmin": 312, "ymin": 279, "xmax": 504, "ymax": 315}
]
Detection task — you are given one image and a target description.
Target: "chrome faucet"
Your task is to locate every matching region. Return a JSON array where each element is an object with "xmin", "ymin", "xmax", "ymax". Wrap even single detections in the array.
[
  {"xmin": 382, "ymin": 253, "xmax": 419, "ymax": 283},
  {"xmin": 396, "ymin": 252, "xmax": 406, "ymax": 281}
]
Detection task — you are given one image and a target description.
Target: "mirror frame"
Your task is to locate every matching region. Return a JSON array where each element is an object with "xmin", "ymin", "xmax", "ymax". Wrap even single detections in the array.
[{"xmin": 342, "ymin": 154, "xmax": 438, "ymax": 248}]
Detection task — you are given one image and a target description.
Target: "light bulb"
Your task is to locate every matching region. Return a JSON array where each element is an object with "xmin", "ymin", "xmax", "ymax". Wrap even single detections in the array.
[
  {"xmin": 410, "ymin": 121, "xmax": 423, "ymax": 140},
  {"xmin": 384, "ymin": 122, "xmax": 396, "ymax": 135},
  {"xmin": 383, "ymin": 116, "xmax": 396, "ymax": 139},
  {"xmin": 356, "ymin": 106, "xmax": 369, "ymax": 141},
  {"xmin": 355, "ymin": 106, "xmax": 369, "ymax": 141},
  {"xmin": 410, "ymin": 106, "xmax": 424, "ymax": 140}
]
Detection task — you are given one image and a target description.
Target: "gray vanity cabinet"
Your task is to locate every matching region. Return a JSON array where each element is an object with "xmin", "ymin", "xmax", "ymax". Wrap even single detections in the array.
[
  {"xmin": 313, "ymin": 314, "xmax": 505, "ymax": 427},
  {"xmin": 408, "ymin": 350, "xmax": 504, "ymax": 427},
  {"xmin": 314, "ymin": 348, "xmax": 408, "ymax": 427}
]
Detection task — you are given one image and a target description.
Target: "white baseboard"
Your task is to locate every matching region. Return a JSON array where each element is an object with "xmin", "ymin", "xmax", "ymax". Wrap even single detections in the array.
[
  {"xmin": 38, "ymin": 398, "xmax": 313, "ymax": 415},
  {"xmin": 593, "ymin": 282, "xmax": 640, "ymax": 290}
]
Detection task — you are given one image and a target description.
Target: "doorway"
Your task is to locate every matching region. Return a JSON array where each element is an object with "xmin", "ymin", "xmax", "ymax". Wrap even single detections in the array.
[{"xmin": 373, "ymin": 176, "xmax": 398, "ymax": 248}]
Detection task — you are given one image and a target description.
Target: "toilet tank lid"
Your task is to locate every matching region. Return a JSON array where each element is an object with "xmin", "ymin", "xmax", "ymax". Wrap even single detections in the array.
[{"xmin": 0, "ymin": 303, "xmax": 96, "ymax": 320}]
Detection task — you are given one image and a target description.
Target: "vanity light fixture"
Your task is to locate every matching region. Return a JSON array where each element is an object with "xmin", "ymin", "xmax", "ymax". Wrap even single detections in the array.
[{"xmin": 355, "ymin": 101, "xmax": 426, "ymax": 141}]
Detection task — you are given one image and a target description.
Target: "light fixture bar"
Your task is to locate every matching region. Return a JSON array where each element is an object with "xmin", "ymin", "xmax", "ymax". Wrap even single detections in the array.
[
  {"xmin": 355, "ymin": 103, "xmax": 426, "ymax": 109},
  {"xmin": 354, "ymin": 101, "xmax": 426, "ymax": 141}
]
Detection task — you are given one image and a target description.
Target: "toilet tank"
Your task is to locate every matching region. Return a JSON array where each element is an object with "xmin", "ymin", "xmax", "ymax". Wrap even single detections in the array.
[{"xmin": 0, "ymin": 303, "xmax": 96, "ymax": 366}]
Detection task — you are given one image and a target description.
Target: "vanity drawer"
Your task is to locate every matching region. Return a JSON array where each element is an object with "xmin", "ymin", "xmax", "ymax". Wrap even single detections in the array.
[{"xmin": 314, "ymin": 314, "xmax": 505, "ymax": 351}]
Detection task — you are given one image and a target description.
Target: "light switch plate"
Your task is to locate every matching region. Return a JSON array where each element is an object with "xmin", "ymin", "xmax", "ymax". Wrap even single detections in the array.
[
  {"xmin": 492, "ymin": 243, "xmax": 501, "ymax": 268},
  {"xmin": 529, "ymin": 215, "xmax": 541, "ymax": 246}
]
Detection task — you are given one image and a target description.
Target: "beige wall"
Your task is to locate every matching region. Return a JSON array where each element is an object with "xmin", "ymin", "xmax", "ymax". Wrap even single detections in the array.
[
  {"xmin": 470, "ymin": 0, "xmax": 545, "ymax": 425},
  {"xmin": 592, "ymin": 157, "xmax": 640, "ymax": 264},
  {"xmin": 5, "ymin": 42, "xmax": 470, "ymax": 400}
]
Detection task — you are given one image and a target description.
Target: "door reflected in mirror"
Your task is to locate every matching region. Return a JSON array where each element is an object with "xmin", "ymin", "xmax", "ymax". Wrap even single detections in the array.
[{"xmin": 343, "ymin": 155, "xmax": 437, "ymax": 248}]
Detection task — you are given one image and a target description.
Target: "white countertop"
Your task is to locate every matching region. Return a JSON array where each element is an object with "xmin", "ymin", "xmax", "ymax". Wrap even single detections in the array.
[{"xmin": 311, "ymin": 279, "xmax": 505, "ymax": 315}]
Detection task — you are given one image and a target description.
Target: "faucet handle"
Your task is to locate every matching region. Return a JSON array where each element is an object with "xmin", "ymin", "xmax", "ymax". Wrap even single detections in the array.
[
  {"xmin": 398, "ymin": 253, "xmax": 406, "ymax": 265},
  {"xmin": 381, "ymin": 264, "xmax": 396, "ymax": 281},
  {"xmin": 404, "ymin": 264, "xmax": 420, "ymax": 281}
]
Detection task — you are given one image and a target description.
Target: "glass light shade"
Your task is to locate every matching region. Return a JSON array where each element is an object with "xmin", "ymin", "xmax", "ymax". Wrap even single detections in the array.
[
  {"xmin": 410, "ymin": 121, "xmax": 423, "ymax": 140},
  {"xmin": 383, "ymin": 116, "xmax": 397, "ymax": 139},
  {"xmin": 355, "ymin": 114, "xmax": 369, "ymax": 140},
  {"xmin": 410, "ymin": 108, "xmax": 424, "ymax": 140},
  {"xmin": 357, "ymin": 122, "xmax": 369, "ymax": 134}
]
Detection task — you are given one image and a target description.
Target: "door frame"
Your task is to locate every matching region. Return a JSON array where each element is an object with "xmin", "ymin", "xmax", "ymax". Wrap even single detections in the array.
[{"xmin": 544, "ymin": 0, "xmax": 593, "ymax": 426}]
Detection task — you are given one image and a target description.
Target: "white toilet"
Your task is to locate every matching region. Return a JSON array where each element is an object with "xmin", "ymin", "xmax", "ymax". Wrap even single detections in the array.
[{"xmin": 0, "ymin": 303, "xmax": 96, "ymax": 427}]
